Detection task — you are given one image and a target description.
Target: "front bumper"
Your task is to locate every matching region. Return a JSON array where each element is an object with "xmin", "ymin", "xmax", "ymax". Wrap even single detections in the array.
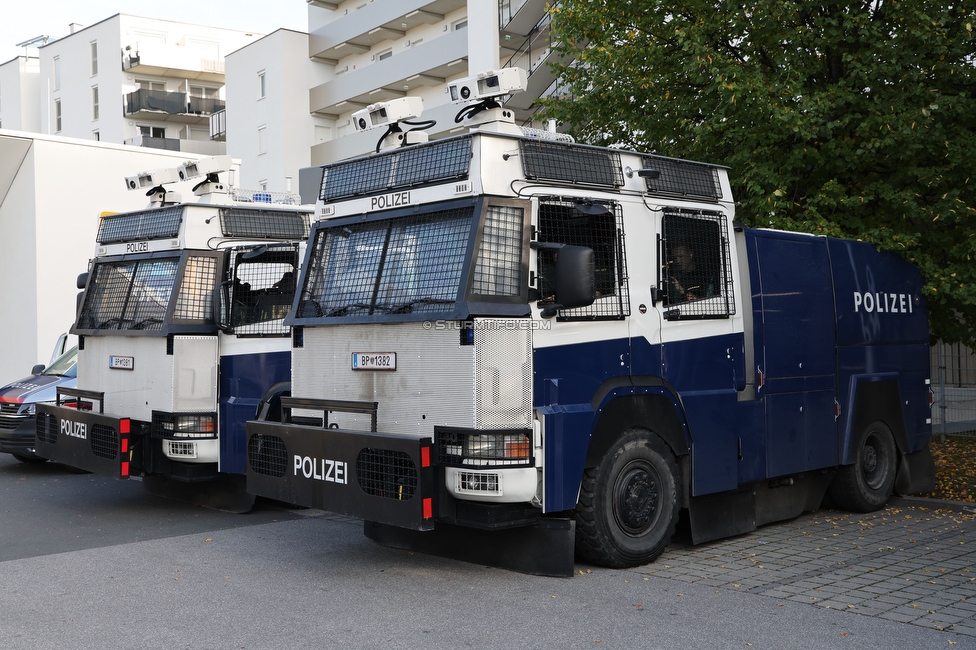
[
  {"xmin": 246, "ymin": 419, "xmax": 435, "ymax": 531},
  {"xmin": 0, "ymin": 416, "xmax": 40, "ymax": 458},
  {"xmin": 35, "ymin": 403, "xmax": 133, "ymax": 477}
]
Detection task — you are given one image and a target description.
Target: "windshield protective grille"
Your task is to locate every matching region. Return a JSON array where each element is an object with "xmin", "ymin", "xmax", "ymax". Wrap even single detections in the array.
[
  {"xmin": 520, "ymin": 140, "xmax": 624, "ymax": 188},
  {"xmin": 297, "ymin": 208, "xmax": 474, "ymax": 320},
  {"xmin": 319, "ymin": 136, "xmax": 472, "ymax": 202},
  {"xmin": 96, "ymin": 207, "xmax": 182, "ymax": 244},
  {"xmin": 641, "ymin": 156, "xmax": 723, "ymax": 201},
  {"xmin": 218, "ymin": 208, "xmax": 309, "ymax": 239},
  {"xmin": 77, "ymin": 257, "xmax": 179, "ymax": 331}
]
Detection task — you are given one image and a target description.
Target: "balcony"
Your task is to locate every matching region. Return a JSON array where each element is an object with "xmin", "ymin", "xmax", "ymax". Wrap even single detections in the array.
[
  {"xmin": 124, "ymin": 89, "xmax": 225, "ymax": 125},
  {"xmin": 309, "ymin": 28, "xmax": 468, "ymax": 118},
  {"xmin": 125, "ymin": 135, "xmax": 226, "ymax": 156},
  {"xmin": 309, "ymin": 0, "xmax": 465, "ymax": 64},
  {"xmin": 502, "ymin": 12, "xmax": 565, "ymax": 112},
  {"xmin": 499, "ymin": 0, "xmax": 549, "ymax": 37},
  {"xmin": 122, "ymin": 43, "xmax": 225, "ymax": 83}
]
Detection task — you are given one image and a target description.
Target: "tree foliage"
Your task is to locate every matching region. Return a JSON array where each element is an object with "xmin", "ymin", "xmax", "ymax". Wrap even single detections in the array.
[{"xmin": 543, "ymin": 0, "xmax": 976, "ymax": 345}]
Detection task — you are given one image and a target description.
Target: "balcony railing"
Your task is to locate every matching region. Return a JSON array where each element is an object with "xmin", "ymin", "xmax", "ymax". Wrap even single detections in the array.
[
  {"xmin": 124, "ymin": 135, "xmax": 181, "ymax": 151},
  {"xmin": 125, "ymin": 89, "xmax": 225, "ymax": 117},
  {"xmin": 188, "ymin": 96, "xmax": 225, "ymax": 115},
  {"xmin": 210, "ymin": 109, "xmax": 226, "ymax": 141},
  {"xmin": 126, "ymin": 89, "xmax": 186, "ymax": 115}
]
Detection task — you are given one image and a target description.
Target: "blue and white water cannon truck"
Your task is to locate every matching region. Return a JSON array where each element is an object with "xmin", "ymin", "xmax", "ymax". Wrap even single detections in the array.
[{"xmin": 245, "ymin": 69, "xmax": 934, "ymax": 574}]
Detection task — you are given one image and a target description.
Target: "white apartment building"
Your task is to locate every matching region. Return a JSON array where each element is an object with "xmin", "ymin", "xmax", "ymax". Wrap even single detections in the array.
[
  {"xmin": 28, "ymin": 14, "xmax": 262, "ymax": 154},
  {"xmin": 222, "ymin": 0, "xmax": 557, "ymax": 195},
  {"xmin": 222, "ymin": 29, "xmax": 332, "ymax": 193}
]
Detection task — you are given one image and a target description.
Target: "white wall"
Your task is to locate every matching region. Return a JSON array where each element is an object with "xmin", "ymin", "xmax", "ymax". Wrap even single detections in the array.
[
  {"xmin": 226, "ymin": 29, "xmax": 330, "ymax": 192},
  {"xmin": 0, "ymin": 56, "xmax": 40, "ymax": 132},
  {"xmin": 0, "ymin": 131, "xmax": 201, "ymax": 385}
]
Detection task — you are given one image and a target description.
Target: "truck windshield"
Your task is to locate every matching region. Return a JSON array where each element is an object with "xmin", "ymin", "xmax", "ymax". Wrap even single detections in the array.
[
  {"xmin": 296, "ymin": 206, "xmax": 474, "ymax": 320},
  {"xmin": 76, "ymin": 253, "xmax": 218, "ymax": 332}
]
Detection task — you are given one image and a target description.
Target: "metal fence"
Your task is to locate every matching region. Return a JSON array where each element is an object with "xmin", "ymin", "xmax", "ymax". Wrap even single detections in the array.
[{"xmin": 931, "ymin": 340, "xmax": 976, "ymax": 436}]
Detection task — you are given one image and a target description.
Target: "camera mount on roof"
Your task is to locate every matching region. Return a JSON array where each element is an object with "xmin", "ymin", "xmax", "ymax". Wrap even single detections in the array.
[
  {"xmin": 352, "ymin": 97, "xmax": 435, "ymax": 153},
  {"xmin": 449, "ymin": 68, "xmax": 527, "ymax": 134}
]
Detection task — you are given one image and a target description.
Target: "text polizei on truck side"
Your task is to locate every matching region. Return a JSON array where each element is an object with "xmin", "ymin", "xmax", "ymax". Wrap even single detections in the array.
[
  {"xmin": 36, "ymin": 157, "xmax": 312, "ymax": 511},
  {"xmin": 245, "ymin": 68, "xmax": 935, "ymax": 575}
]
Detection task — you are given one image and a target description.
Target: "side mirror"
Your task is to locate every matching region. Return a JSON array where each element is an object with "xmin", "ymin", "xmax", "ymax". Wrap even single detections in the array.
[
  {"xmin": 31, "ymin": 364, "xmax": 46, "ymax": 375},
  {"xmin": 534, "ymin": 244, "xmax": 596, "ymax": 318},
  {"xmin": 76, "ymin": 272, "xmax": 89, "ymax": 290}
]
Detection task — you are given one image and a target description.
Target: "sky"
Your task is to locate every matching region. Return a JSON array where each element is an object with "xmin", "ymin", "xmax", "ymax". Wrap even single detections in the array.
[{"xmin": 0, "ymin": 1, "xmax": 309, "ymax": 64}]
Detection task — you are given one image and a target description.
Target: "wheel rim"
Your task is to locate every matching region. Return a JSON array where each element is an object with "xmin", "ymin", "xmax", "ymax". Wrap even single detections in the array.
[
  {"xmin": 613, "ymin": 460, "xmax": 660, "ymax": 536},
  {"xmin": 861, "ymin": 432, "xmax": 890, "ymax": 490}
]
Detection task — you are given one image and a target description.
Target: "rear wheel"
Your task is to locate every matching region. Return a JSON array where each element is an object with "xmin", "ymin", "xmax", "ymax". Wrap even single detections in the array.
[
  {"xmin": 575, "ymin": 429, "xmax": 679, "ymax": 568},
  {"xmin": 830, "ymin": 420, "xmax": 897, "ymax": 512}
]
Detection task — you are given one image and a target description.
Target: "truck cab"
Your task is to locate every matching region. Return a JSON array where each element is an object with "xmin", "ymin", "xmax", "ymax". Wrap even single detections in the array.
[{"xmin": 36, "ymin": 157, "xmax": 311, "ymax": 510}]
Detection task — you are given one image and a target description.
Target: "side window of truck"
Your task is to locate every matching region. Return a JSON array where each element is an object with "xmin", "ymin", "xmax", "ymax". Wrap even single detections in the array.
[
  {"xmin": 660, "ymin": 210, "xmax": 735, "ymax": 319},
  {"xmin": 537, "ymin": 198, "xmax": 630, "ymax": 320},
  {"xmin": 230, "ymin": 245, "xmax": 299, "ymax": 334}
]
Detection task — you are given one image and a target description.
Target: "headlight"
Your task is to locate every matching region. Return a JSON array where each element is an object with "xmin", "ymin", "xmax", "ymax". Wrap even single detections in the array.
[{"xmin": 438, "ymin": 428, "xmax": 532, "ymax": 467}]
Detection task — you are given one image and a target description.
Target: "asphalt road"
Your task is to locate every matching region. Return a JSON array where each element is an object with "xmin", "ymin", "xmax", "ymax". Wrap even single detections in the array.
[{"xmin": 0, "ymin": 453, "xmax": 973, "ymax": 649}]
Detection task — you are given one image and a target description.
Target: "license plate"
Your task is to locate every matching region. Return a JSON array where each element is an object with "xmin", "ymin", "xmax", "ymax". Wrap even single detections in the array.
[
  {"xmin": 351, "ymin": 352, "xmax": 396, "ymax": 371},
  {"xmin": 109, "ymin": 355, "xmax": 134, "ymax": 370}
]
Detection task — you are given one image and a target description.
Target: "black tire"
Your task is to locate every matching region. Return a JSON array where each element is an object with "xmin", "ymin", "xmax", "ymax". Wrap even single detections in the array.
[
  {"xmin": 829, "ymin": 420, "xmax": 897, "ymax": 512},
  {"xmin": 575, "ymin": 429, "xmax": 679, "ymax": 568},
  {"xmin": 11, "ymin": 453, "xmax": 47, "ymax": 464}
]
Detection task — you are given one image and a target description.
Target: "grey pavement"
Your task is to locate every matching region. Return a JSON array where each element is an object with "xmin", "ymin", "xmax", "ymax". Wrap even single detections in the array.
[{"xmin": 1, "ymin": 453, "xmax": 975, "ymax": 648}]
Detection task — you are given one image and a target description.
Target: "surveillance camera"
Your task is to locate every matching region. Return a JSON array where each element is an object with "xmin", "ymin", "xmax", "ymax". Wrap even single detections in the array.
[
  {"xmin": 448, "ymin": 68, "xmax": 527, "ymax": 103},
  {"xmin": 178, "ymin": 155, "xmax": 233, "ymax": 181},
  {"xmin": 124, "ymin": 167, "xmax": 180, "ymax": 190},
  {"xmin": 352, "ymin": 96, "xmax": 424, "ymax": 132}
]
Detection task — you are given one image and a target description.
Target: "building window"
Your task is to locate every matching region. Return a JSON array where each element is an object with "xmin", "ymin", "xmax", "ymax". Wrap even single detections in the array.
[
  {"xmin": 138, "ymin": 125, "xmax": 165, "ymax": 138},
  {"xmin": 90, "ymin": 42, "xmax": 98, "ymax": 76},
  {"xmin": 54, "ymin": 99, "xmax": 61, "ymax": 132},
  {"xmin": 258, "ymin": 125, "xmax": 267, "ymax": 155},
  {"xmin": 378, "ymin": 49, "xmax": 392, "ymax": 61},
  {"xmin": 452, "ymin": 18, "xmax": 468, "ymax": 31},
  {"xmin": 258, "ymin": 71, "xmax": 266, "ymax": 99},
  {"xmin": 93, "ymin": 130, "xmax": 99, "ymax": 141},
  {"xmin": 136, "ymin": 79, "xmax": 165, "ymax": 92},
  {"xmin": 92, "ymin": 86, "xmax": 99, "ymax": 120},
  {"xmin": 189, "ymin": 86, "xmax": 218, "ymax": 99},
  {"xmin": 259, "ymin": 180, "xmax": 268, "ymax": 191},
  {"xmin": 53, "ymin": 57, "xmax": 61, "ymax": 90}
]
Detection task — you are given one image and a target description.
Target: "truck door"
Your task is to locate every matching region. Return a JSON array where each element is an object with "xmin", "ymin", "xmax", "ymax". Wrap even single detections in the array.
[
  {"xmin": 656, "ymin": 209, "xmax": 741, "ymax": 495},
  {"xmin": 748, "ymin": 231, "xmax": 837, "ymax": 478}
]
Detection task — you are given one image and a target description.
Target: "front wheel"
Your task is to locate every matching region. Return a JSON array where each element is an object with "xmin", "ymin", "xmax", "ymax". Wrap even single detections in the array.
[
  {"xmin": 575, "ymin": 429, "xmax": 679, "ymax": 568},
  {"xmin": 829, "ymin": 420, "xmax": 897, "ymax": 512}
]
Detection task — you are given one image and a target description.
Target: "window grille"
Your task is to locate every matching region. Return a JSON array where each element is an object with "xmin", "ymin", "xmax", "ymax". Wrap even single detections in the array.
[
  {"xmin": 173, "ymin": 256, "xmax": 217, "ymax": 321},
  {"xmin": 660, "ymin": 209, "xmax": 735, "ymax": 319},
  {"xmin": 537, "ymin": 199, "xmax": 629, "ymax": 320},
  {"xmin": 472, "ymin": 205, "xmax": 524, "ymax": 296},
  {"xmin": 97, "ymin": 206, "xmax": 182, "ymax": 244},
  {"xmin": 76, "ymin": 257, "xmax": 180, "ymax": 331},
  {"xmin": 296, "ymin": 208, "xmax": 473, "ymax": 320},
  {"xmin": 319, "ymin": 136, "xmax": 472, "ymax": 202},
  {"xmin": 520, "ymin": 140, "xmax": 624, "ymax": 188},
  {"xmin": 641, "ymin": 156, "xmax": 723, "ymax": 201},
  {"xmin": 228, "ymin": 244, "xmax": 299, "ymax": 335}
]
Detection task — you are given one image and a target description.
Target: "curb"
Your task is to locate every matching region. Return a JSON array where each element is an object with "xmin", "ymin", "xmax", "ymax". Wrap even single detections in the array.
[{"xmin": 889, "ymin": 494, "xmax": 976, "ymax": 514}]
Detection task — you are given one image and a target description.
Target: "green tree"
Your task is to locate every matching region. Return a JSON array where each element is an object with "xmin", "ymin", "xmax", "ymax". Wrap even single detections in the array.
[{"xmin": 543, "ymin": 0, "xmax": 976, "ymax": 345}]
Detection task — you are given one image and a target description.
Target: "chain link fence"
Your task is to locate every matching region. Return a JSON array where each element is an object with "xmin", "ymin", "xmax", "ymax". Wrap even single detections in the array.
[{"xmin": 931, "ymin": 340, "xmax": 976, "ymax": 437}]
